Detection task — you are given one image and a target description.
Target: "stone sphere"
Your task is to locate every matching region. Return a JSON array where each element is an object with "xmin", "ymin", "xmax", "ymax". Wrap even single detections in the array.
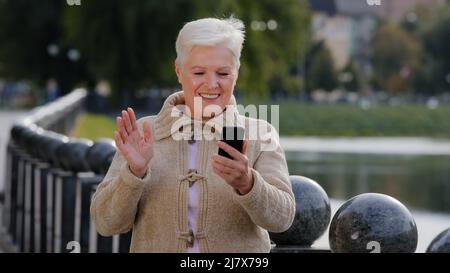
[
  {"xmin": 85, "ymin": 139, "xmax": 116, "ymax": 175},
  {"xmin": 10, "ymin": 124, "xmax": 27, "ymax": 144},
  {"xmin": 61, "ymin": 139, "xmax": 93, "ymax": 172},
  {"xmin": 269, "ymin": 175, "xmax": 331, "ymax": 246},
  {"xmin": 39, "ymin": 130, "xmax": 69, "ymax": 164},
  {"xmin": 426, "ymin": 228, "xmax": 450, "ymax": 253},
  {"xmin": 329, "ymin": 193, "xmax": 418, "ymax": 253},
  {"xmin": 18, "ymin": 124, "xmax": 38, "ymax": 149},
  {"xmin": 24, "ymin": 126, "xmax": 45, "ymax": 158}
]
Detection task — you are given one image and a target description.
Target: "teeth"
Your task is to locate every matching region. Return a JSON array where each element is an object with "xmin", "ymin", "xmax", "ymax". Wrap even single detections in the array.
[{"xmin": 199, "ymin": 93, "xmax": 220, "ymax": 99}]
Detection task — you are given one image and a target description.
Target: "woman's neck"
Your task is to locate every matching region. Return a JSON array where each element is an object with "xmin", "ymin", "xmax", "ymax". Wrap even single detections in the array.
[{"xmin": 185, "ymin": 108, "xmax": 224, "ymax": 122}]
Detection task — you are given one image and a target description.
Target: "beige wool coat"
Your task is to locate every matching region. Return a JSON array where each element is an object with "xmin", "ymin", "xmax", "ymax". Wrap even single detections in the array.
[{"xmin": 90, "ymin": 91, "xmax": 295, "ymax": 252}]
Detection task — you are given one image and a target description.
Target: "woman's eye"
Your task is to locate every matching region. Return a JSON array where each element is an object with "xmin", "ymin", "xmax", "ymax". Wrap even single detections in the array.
[
  {"xmin": 218, "ymin": 73, "xmax": 229, "ymax": 76},
  {"xmin": 194, "ymin": 72, "xmax": 204, "ymax": 75}
]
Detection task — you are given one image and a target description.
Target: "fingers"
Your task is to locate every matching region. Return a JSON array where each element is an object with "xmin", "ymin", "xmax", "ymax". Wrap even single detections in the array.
[
  {"xmin": 127, "ymin": 107, "xmax": 138, "ymax": 130},
  {"xmin": 217, "ymin": 141, "xmax": 245, "ymax": 161},
  {"xmin": 143, "ymin": 120, "xmax": 152, "ymax": 143},
  {"xmin": 212, "ymin": 154, "xmax": 240, "ymax": 170},
  {"xmin": 212, "ymin": 159, "xmax": 234, "ymax": 174},
  {"xmin": 116, "ymin": 117, "xmax": 128, "ymax": 142},
  {"xmin": 212, "ymin": 154, "xmax": 248, "ymax": 183},
  {"xmin": 122, "ymin": 110, "xmax": 133, "ymax": 134},
  {"xmin": 114, "ymin": 131, "xmax": 122, "ymax": 145},
  {"xmin": 212, "ymin": 163, "xmax": 233, "ymax": 181},
  {"xmin": 114, "ymin": 131, "xmax": 128, "ymax": 156},
  {"xmin": 117, "ymin": 108, "xmax": 138, "ymax": 142},
  {"xmin": 242, "ymin": 139, "xmax": 248, "ymax": 155}
]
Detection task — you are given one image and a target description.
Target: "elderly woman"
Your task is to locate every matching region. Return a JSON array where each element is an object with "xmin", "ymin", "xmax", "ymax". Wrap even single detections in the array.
[{"xmin": 90, "ymin": 17, "xmax": 295, "ymax": 253}]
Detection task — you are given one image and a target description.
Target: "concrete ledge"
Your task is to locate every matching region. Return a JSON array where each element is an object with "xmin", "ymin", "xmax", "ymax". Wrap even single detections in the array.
[
  {"xmin": 271, "ymin": 245, "xmax": 331, "ymax": 253},
  {"xmin": 281, "ymin": 137, "xmax": 450, "ymax": 155}
]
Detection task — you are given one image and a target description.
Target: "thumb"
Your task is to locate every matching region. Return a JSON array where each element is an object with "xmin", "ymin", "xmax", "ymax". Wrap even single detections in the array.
[{"xmin": 242, "ymin": 138, "xmax": 248, "ymax": 154}]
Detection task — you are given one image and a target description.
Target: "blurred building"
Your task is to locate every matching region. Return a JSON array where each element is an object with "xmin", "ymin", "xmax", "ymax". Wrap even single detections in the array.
[
  {"xmin": 373, "ymin": 0, "xmax": 446, "ymax": 22},
  {"xmin": 307, "ymin": 0, "xmax": 446, "ymax": 89},
  {"xmin": 309, "ymin": 0, "xmax": 377, "ymax": 71}
]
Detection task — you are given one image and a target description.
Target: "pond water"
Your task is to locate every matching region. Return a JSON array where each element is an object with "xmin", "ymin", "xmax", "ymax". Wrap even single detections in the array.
[
  {"xmin": 286, "ymin": 151, "xmax": 450, "ymax": 214},
  {"xmin": 283, "ymin": 140, "xmax": 450, "ymax": 252}
]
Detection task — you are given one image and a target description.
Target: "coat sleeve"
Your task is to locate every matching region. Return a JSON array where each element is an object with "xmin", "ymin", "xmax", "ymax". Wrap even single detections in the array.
[
  {"xmin": 90, "ymin": 150, "xmax": 151, "ymax": 236},
  {"xmin": 233, "ymin": 122, "xmax": 295, "ymax": 233}
]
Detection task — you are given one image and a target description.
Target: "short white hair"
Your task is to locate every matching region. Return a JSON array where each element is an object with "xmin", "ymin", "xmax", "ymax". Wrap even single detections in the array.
[{"xmin": 175, "ymin": 16, "xmax": 245, "ymax": 69}]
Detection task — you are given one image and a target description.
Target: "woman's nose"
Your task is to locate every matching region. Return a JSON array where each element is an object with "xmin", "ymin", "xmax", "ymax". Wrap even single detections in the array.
[{"xmin": 205, "ymin": 74, "xmax": 219, "ymax": 89}]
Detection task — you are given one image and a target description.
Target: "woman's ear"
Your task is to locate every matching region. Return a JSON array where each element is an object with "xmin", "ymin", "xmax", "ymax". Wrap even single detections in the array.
[
  {"xmin": 233, "ymin": 67, "xmax": 239, "ymax": 83},
  {"xmin": 175, "ymin": 60, "xmax": 182, "ymax": 84}
]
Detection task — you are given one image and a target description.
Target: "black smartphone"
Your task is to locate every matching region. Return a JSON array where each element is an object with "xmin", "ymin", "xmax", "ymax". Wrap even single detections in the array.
[{"xmin": 218, "ymin": 126, "xmax": 245, "ymax": 159}]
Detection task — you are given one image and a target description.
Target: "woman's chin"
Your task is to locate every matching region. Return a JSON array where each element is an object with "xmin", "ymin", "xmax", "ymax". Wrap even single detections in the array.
[
  {"xmin": 202, "ymin": 99, "xmax": 224, "ymax": 110},
  {"xmin": 200, "ymin": 96, "xmax": 221, "ymax": 104}
]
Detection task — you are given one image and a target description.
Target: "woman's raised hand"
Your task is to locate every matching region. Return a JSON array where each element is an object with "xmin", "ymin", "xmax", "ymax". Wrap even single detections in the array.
[{"xmin": 114, "ymin": 107, "xmax": 153, "ymax": 178}]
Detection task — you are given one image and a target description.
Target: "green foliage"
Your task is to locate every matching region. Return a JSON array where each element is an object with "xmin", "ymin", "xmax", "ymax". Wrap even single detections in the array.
[
  {"xmin": 62, "ymin": 0, "xmax": 312, "ymax": 102},
  {"xmin": 420, "ymin": 7, "xmax": 450, "ymax": 94},
  {"xmin": 339, "ymin": 60, "xmax": 361, "ymax": 92},
  {"xmin": 378, "ymin": 5, "xmax": 450, "ymax": 95},
  {"xmin": 372, "ymin": 23, "xmax": 421, "ymax": 94},
  {"xmin": 190, "ymin": 0, "xmax": 312, "ymax": 99},
  {"xmin": 0, "ymin": 0, "xmax": 312, "ymax": 102},
  {"xmin": 0, "ymin": 0, "xmax": 81, "ymax": 91},
  {"xmin": 305, "ymin": 41, "xmax": 338, "ymax": 92},
  {"xmin": 62, "ymin": 0, "xmax": 193, "ymax": 104}
]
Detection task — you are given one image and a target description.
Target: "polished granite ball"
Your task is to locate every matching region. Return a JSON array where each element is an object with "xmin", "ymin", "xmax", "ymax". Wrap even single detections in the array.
[
  {"xmin": 329, "ymin": 193, "xmax": 418, "ymax": 253},
  {"xmin": 426, "ymin": 228, "xmax": 450, "ymax": 253},
  {"xmin": 269, "ymin": 176, "xmax": 331, "ymax": 247}
]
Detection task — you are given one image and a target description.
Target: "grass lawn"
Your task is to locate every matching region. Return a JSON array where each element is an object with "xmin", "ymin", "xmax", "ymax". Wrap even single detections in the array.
[
  {"xmin": 72, "ymin": 113, "xmax": 116, "ymax": 140},
  {"xmin": 72, "ymin": 102, "xmax": 450, "ymax": 140},
  {"xmin": 275, "ymin": 102, "xmax": 450, "ymax": 138}
]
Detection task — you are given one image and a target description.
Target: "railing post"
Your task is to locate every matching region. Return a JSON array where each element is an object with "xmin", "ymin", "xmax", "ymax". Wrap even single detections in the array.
[
  {"xmin": 32, "ymin": 161, "xmax": 50, "ymax": 253},
  {"xmin": 76, "ymin": 173, "xmax": 102, "ymax": 253},
  {"xmin": 3, "ymin": 141, "xmax": 17, "ymax": 241},
  {"xmin": 51, "ymin": 139, "xmax": 93, "ymax": 253},
  {"xmin": 15, "ymin": 152, "xmax": 27, "ymax": 252}
]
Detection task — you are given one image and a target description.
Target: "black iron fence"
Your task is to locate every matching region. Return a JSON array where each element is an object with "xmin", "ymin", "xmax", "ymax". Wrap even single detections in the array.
[{"xmin": 1, "ymin": 89, "xmax": 131, "ymax": 253}]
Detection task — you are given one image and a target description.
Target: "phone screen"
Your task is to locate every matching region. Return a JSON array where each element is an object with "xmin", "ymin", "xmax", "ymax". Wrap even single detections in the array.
[{"xmin": 218, "ymin": 126, "xmax": 245, "ymax": 159}]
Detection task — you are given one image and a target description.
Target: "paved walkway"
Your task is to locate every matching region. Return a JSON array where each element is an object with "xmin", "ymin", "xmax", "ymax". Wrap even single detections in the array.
[
  {"xmin": 280, "ymin": 136, "xmax": 450, "ymax": 155},
  {"xmin": 0, "ymin": 110, "xmax": 28, "ymax": 191}
]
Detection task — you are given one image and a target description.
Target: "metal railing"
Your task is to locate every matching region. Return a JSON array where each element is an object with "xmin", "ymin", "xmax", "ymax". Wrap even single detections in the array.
[{"xmin": 1, "ymin": 89, "xmax": 131, "ymax": 253}]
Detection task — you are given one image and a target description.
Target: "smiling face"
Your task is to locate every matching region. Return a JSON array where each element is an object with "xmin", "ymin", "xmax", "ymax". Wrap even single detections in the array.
[{"xmin": 175, "ymin": 45, "xmax": 238, "ymax": 120}]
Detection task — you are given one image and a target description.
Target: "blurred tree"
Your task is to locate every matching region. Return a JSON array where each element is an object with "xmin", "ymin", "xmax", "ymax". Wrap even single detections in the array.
[
  {"xmin": 63, "ymin": 0, "xmax": 193, "ymax": 105},
  {"xmin": 190, "ymin": 0, "xmax": 312, "ymax": 99},
  {"xmin": 304, "ymin": 40, "xmax": 338, "ymax": 92},
  {"xmin": 399, "ymin": 4, "xmax": 449, "ymax": 95},
  {"xmin": 420, "ymin": 7, "xmax": 450, "ymax": 94},
  {"xmin": 1, "ymin": 0, "xmax": 312, "ymax": 104},
  {"xmin": 0, "ymin": 0, "xmax": 86, "ymax": 95},
  {"xmin": 339, "ymin": 60, "xmax": 361, "ymax": 92},
  {"xmin": 371, "ymin": 24, "xmax": 421, "ymax": 95},
  {"xmin": 394, "ymin": 4, "xmax": 450, "ymax": 95}
]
